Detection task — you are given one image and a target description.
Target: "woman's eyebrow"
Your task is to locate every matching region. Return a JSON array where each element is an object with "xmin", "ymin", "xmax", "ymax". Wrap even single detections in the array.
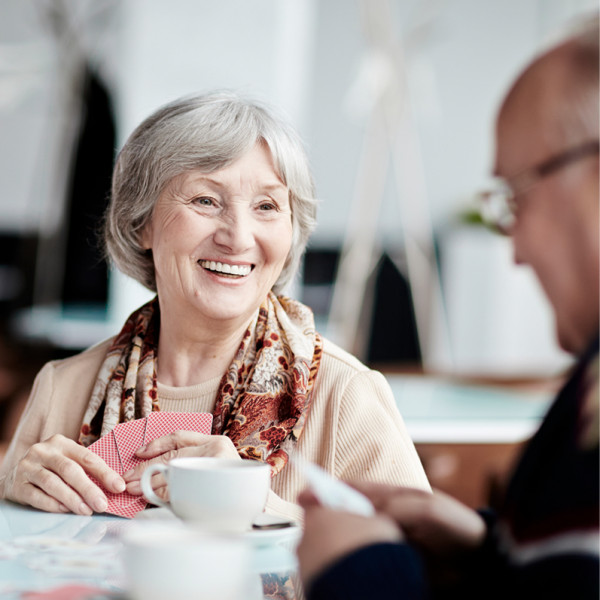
[{"xmin": 259, "ymin": 182, "xmax": 288, "ymax": 193}]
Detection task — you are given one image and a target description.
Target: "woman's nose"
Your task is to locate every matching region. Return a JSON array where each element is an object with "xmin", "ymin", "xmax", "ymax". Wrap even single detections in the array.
[{"xmin": 212, "ymin": 206, "xmax": 255, "ymax": 253}]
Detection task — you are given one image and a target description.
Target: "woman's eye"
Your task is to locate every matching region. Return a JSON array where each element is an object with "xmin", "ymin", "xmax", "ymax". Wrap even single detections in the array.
[
  {"xmin": 193, "ymin": 196, "xmax": 215, "ymax": 207},
  {"xmin": 258, "ymin": 201, "xmax": 277, "ymax": 211}
]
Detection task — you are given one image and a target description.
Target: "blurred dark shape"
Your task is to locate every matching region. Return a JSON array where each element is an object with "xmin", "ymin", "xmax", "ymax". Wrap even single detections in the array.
[
  {"xmin": 301, "ymin": 248, "xmax": 421, "ymax": 366},
  {"xmin": 367, "ymin": 253, "xmax": 421, "ymax": 366},
  {"xmin": 0, "ymin": 65, "xmax": 117, "ymax": 459},
  {"xmin": 0, "ymin": 233, "xmax": 36, "ymax": 312},
  {"xmin": 60, "ymin": 64, "xmax": 115, "ymax": 307},
  {"xmin": 301, "ymin": 248, "xmax": 340, "ymax": 317}
]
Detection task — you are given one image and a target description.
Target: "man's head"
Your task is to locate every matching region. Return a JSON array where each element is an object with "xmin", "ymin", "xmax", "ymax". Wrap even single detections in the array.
[{"xmin": 494, "ymin": 17, "xmax": 599, "ymax": 354}]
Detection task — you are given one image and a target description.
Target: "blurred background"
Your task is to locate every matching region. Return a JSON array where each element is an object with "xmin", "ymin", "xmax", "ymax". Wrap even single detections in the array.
[{"xmin": 0, "ymin": 0, "xmax": 596, "ymax": 505}]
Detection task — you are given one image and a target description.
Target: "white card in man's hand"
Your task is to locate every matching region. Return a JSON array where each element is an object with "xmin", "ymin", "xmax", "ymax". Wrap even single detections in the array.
[{"xmin": 293, "ymin": 457, "xmax": 375, "ymax": 517}]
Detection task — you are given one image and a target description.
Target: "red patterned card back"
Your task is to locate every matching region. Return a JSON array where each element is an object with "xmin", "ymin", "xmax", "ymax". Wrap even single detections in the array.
[{"xmin": 144, "ymin": 412, "xmax": 213, "ymax": 444}]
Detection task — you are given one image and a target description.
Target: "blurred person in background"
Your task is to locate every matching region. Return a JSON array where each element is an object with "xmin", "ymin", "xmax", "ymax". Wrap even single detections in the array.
[
  {"xmin": 0, "ymin": 91, "xmax": 429, "ymax": 520},
  {"xmin": 298, "ymin": 16, "xmax": 599, "ymax": 599}
]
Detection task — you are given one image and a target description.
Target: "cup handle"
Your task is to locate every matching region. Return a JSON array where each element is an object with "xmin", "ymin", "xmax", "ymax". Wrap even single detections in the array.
[{"xmin": 140, "ymin": 464, "xmax": 169, "ymax": 508}]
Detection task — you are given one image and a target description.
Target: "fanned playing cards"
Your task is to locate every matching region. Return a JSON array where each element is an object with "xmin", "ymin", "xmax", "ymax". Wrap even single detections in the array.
[{"xmin": 87, "ymin": 412, "xmax": 213, "ymax": 518}]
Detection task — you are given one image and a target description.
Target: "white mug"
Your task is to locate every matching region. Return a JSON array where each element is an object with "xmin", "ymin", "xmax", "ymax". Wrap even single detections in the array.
[{"xmin": 141, "ymin": 457, "xmax": 271, "ymax": 533}]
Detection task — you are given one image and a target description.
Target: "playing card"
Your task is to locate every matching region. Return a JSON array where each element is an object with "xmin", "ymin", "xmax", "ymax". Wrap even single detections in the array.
[
  {"xmin": 88, "ymin": 426, "xmax": 147, "ymax": 518},
  {"xmin": 144, "ymin": 412, "xmax": 213, "ymax": 444},
  {"xmin": 87, "ymin": 431, "xmax": 122, "ymax": 473},
  {"xmin": 111, "ymin": 419, "xmax": 147, "ymax": 473},
  {"xmin": 102, "ymin": 491, "xmax": 147, "ymax": 519},
  {"xmin": 86, "ymin": 412, "xmax": 213, "ymax": 518}
]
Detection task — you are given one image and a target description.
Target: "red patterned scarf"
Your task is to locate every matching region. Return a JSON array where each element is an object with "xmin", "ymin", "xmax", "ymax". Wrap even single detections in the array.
[{"xmin": 79, "ymin": 292, "xmax": 322, "ymax": 475}]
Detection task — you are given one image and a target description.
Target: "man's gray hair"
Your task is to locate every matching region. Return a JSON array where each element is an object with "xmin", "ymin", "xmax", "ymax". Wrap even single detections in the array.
[{"xmin": 104, "ymin": 91, "xmax": 317, "ymax": 294}]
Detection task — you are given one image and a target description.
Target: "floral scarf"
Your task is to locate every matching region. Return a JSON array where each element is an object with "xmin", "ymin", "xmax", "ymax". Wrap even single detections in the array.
[{"xmin": 79, "ymin": 292, "xmax": 323, "ymax": 476}]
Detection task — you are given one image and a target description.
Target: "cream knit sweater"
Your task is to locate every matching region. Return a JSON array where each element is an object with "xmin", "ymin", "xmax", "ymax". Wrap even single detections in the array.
[{"xmin": 0, "ymin": 336, "xmax": 429, "ymax": 522}]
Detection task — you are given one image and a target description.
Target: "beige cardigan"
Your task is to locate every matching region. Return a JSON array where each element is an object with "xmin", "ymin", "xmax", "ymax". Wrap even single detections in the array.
[{"xmin": 0, "ymin": 336, "xmax": 429, "ymax": 521}]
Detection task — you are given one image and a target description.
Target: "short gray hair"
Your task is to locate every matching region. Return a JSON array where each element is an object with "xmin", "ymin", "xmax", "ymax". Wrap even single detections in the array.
[{"xmin": 104, "ymin": 91, "xmax": 317, "ymax": 293}]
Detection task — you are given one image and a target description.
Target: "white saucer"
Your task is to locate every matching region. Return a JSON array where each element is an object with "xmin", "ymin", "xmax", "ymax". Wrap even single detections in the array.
[
  {"xmin": 247, "ymin": 523, "xmax": 301, "ymax": 549},
  {"xmin": 134, "ymin": 507, "xmax": 301, "ymax": 549}
]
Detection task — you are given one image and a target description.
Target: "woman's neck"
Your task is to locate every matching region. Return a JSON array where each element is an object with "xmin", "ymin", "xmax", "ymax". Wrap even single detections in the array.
[{"xmin": 155, "ymin": 310, "xmax": 254, "ymax": 387}]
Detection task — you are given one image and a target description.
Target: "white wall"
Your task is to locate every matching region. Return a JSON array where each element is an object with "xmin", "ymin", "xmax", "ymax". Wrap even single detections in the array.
[
  {"xmin": 0, "ymin": 0, "xmax": 596, "ymax": 374},
  {"xmin": 307, "ymin": 0, "xmax": 597, "ymax": 242}
]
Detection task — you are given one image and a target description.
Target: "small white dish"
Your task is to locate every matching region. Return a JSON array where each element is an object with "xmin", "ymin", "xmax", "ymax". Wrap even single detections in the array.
[
  {"xmin": 247, "ymin": 523, "xmax": 301, "ymax": 549},
  {"xmin": 134, "ymin": 507, "xmax": 300, "ymax": 548}
]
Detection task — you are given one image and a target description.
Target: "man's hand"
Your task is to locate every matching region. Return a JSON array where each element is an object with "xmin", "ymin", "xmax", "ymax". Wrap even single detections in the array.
[
  {"xmin": 3, "ymin": 434, "xmax": 126, "ymax": 515},
  {"xmin": 351, "ymin": 482, "xmax": 486, "ymax": 557},
  {"xmin": 123, "ymin": 432, "xmax": 240, "ymax": 498},
  {"xmin": 297, "ymin": 489, "xmax": 403, "ymax": 586}
]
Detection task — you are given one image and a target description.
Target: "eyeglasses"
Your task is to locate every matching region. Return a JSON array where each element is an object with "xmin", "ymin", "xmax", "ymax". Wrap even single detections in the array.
[{"xmin": 478, "ymin": 140, "xmax": 600, "ymax": 234}]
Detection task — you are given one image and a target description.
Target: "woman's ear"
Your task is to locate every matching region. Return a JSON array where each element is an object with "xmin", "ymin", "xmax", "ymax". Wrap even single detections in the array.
[{"xmin": 139, "ymin": 221, "xmax": 153, "ymax": 250}]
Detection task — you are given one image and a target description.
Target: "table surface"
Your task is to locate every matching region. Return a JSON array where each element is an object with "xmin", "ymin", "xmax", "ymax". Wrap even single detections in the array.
[{"xmin": 0, "ymin": 500, "xmax": 301, "ymax": 600}]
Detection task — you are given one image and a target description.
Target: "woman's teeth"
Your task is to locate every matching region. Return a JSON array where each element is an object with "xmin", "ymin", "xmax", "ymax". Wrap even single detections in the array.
[{"xmin": 199, "ymin": 260, "xmax": 252, "ymax": 277}]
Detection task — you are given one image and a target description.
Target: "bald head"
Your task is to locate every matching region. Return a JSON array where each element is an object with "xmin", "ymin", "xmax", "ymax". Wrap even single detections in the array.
[
  {"xmin": 500, "ymin": 18, "xmax": 599, "ymax": 152},
  {"xmin": 493, "ymin": 16, "xmax": 599, "ymax": 354}
]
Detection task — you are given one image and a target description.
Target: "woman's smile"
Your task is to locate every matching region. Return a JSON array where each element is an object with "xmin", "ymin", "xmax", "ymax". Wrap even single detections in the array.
[{"xmin": 198, "ymin": 259, "xmax": 254, "ymax": 278}]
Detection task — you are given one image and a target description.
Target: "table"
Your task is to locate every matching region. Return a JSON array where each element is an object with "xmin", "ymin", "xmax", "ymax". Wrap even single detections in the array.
[{"xmin": 0, "ymin": 500, "xmax": 302, "ymax": 599}]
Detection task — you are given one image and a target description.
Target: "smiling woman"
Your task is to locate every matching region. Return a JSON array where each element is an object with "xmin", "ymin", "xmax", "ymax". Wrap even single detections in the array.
[
  {"xmin": 141, "ymin": 144, "xmax": 294, "ymax": 340},
  {"xmin": 0, "ymin": 91, "xmax": 429, "ymax": 521}
]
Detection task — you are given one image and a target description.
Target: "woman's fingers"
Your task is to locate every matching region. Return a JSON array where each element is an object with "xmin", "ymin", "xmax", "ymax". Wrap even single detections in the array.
[
  {"xmin": 134, "ymin": 432, "xmax": 239, "ymax": 460},
  {"xmin": 15, "ymin": 481, "xmax": 71, "ymax": 514},
  {"xmin": 126, "ymin": 468, "xmax": 167, "ymax": 496},
  {"xmin": 124, "ymin": 432, "xmax": 240, "ymax": 489},
  {"xmin": 5, "ymin": 435, "xmax": 125, "ymax": 515},
  {"xmin": 73, "ymin": 443, "xmax": 126, "ymax": 494},
  {"xmin": 24, "ymin": 462, "xmax": 98, "ymax": 515}
]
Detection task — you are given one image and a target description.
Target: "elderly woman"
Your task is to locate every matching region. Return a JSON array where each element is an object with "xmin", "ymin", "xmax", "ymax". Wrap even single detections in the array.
[{"xmin": 0, "ymin": 92, "xmax": 428, "ymax": 521}]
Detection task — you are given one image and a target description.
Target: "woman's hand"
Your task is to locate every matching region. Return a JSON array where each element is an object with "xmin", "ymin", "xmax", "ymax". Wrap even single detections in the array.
[
  {"xmin": 297, "ymin": 489, "xmax": 403, "ymax": 586},
  {"xmin": 122, "ymin": 432, "xmax": 240, "ymax": 497},
  {"xmin": 2, "ymin": 434, "xmax": 126, "ymax": 515},
  {"xmin": 350, "ymin": 482, "xmax": 487, "ymax": 557}
]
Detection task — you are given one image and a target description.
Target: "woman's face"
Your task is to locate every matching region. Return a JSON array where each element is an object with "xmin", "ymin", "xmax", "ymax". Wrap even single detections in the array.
[{"xmin": 141, "ymin": 142, "xmax": 293, "ymax": 327}]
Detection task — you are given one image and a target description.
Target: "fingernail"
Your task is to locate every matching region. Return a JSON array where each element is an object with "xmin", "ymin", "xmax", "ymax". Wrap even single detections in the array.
[
  {"xmin": 123, "ymin": 470, "xmax": 134, "ymax": 480},
  {"xmin": 114, "ymin": 478, "xmax": 126, "ymax": 492},
  {"xmin": 93, "ymin": 497, "xmax": 108, "ymax": 513},
  {"xmin": 136, "ymin": 445, "xmax": 147, "ymax": 454},
  {"xmin": 79, "ymin": 502, "xmax": 93, "ymax": 516}
]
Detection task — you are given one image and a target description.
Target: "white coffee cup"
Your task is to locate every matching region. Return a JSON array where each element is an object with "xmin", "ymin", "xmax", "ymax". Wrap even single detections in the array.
[
  {"xmin": 140, "ymin": 457, "xmax": 271, "ymax": 533},
  {"xmin": 122, "ymin": 522, "xmax": 253, "ymax": 600}
]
